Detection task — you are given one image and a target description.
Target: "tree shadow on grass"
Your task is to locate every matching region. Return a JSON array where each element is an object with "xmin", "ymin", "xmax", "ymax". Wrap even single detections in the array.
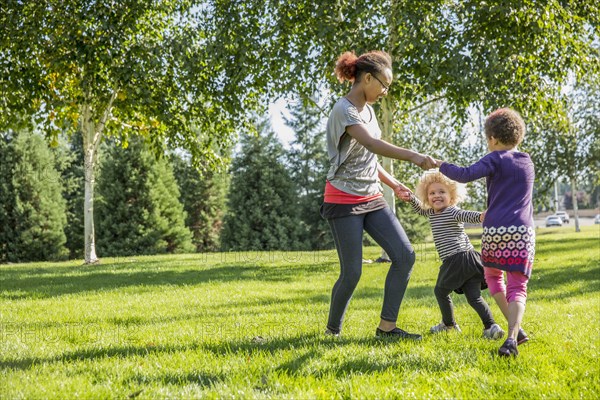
[
  {"xmin": 0, "ymin": 262, "xmax": 335, "ymax": 300},
  {"xmin": 125, "ymin": 371, "xmax": 225, "ymax": 389},
  {"xmin": 200, "ymin": 333, "xmax": 439, "ymax": 377},
  {"xmin": 528, "ymin": 260, "xmax": 600, "ymax": 301},
  {"xmin": 534, "ymin": 236, "xmax": 599, "ymax": 255},
  {"xmin": 1, "ymin": 329, "xmax": 442, "ymax": 383},
  {"xmin": 0, "ymin": 342, "xmax": 201, "ymax": 371},
  {"xmin": 0, "ymin": 332, "xmax": 351, "ymax": 371}
]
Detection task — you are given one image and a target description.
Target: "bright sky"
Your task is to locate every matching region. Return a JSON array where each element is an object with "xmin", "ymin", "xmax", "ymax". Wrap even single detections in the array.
[{"xmin": 268, "ymin": 98, "xmax": 295, "ymax": 148}]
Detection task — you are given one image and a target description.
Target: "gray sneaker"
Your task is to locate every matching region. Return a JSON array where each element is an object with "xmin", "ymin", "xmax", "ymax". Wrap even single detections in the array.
[
  {"xmin": 483, "ymin": 323, "xmax": 505, "ymax": 340},
  {"xmin": 430, "ymin": 322, "xmax": 461, "ymax": 334}
]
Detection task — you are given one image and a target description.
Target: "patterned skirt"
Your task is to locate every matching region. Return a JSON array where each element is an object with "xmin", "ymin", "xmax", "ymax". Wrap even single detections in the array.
[{"xmin": 481, "ymin": 224, "xmax": 535, "ymax": 278}]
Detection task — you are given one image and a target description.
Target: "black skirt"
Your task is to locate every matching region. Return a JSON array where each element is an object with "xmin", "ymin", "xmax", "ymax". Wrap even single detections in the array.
[{"xmin": 436, "ymin": 250, "xmax": 488, "ymax": 293}]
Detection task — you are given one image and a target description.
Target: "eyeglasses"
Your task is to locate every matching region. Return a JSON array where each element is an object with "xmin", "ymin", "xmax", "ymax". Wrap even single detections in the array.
[{"xmin": 371, "ymin": 74, "xmax": 390, "ymax": 93}]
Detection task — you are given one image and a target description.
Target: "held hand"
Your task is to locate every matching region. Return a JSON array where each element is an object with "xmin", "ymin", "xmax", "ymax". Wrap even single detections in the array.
[
  {"xmin": 394, "ymin": 184, "xmax": 412, "ymax": 201},
  {"xmin": 415, "ymin": 154, "xmax": 437, "ymax": 170},
  {"xmin": 480, "ymin": 210, "xmax": 487, "ymax": 223}
]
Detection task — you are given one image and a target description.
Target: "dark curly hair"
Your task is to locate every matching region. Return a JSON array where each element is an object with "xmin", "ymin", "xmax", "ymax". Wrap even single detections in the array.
[
  {"xmin": 334, "ymin": 50, "xmax": 392, "ymax": 83},
  {"xmin": 484, "ymin": 108, "xmax": 526, "ymax": 147}
]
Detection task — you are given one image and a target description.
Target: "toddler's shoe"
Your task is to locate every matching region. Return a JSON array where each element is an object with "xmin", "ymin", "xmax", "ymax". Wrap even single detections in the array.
[
  {"xmin": 498, "ymin": 338, "xmax": 519, "ymax": 357},
  {"xmin": 430, "ymin": 322, "xmax": 461, "ymax": 334},
  {"xmin": 376, "ymin": 327, "xmax": 422, "ymax": 341},
  {"xmin": 483, "ymin": 323, "xmax": 505, "ymax": 340},
  {"xmin": 517, "ymin": 328, "xmax": 529, "ymax": 345}
]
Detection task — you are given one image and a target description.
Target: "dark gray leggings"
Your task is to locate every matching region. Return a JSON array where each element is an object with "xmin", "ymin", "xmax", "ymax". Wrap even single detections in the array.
[
  {"xmin": 326, "ymin": 207, "xmax": 415, "ymax": 333},
  {"xmin": 434, "ymin": 277, "xmax": 495, "ymax": 329}
]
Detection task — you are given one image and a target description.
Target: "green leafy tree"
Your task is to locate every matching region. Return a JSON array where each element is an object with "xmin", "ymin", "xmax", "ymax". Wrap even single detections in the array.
[
  {"xmin": 4, "ymin": 1, "xmax": 598, "ymax": 260},
  {"xmin": 96, "ymin": 139, "xmax": 194, "ymax": 256},
  {"xmin": 0, "ymin": 1, "xmax": 260, "ymax": 263},
  {"xmin": 0, "ymin": 130, "xmax": 68, "ymax": 262},
  {"xmin": 172, "ymin": 153, "xmax": 229, "ymax": 252},
  {"xmin": 213, "ymin": 0, "xmax": 598, "ymax": 196},
  {"xmin": 283, "ymin": 97, "xmax": 332, "ymax": 250},
  {"xmin": 221, "ymin": 120, "xmax": 303, "ymax": 251},
  {"xmin": 523, "ymin": 76, "xmax": 600, "ymax": 230}
]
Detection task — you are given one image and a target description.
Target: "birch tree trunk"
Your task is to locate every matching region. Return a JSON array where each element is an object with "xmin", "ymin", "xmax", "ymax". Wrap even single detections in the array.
[
  {"xmin": 80, "ymin": 90, "xmax": 117, "ymax": 264},
  {"xmin": 83, "ymin": 131, "xmax": 99, "ymax": 264},
  {"xmin": 82, "ymin": 103, "xmax": 99, "ymax": 264}
]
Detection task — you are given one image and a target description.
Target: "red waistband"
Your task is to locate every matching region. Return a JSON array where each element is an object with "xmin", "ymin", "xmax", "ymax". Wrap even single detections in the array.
[{"xmin": 324, "ymin": 181, "xmax": 383, "ymax": 204}]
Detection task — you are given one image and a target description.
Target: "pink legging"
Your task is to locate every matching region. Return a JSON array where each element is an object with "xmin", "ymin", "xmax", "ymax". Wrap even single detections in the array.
[{"xmin": 484, "ymin": 267, "xmax": 528, "ymax": 304}]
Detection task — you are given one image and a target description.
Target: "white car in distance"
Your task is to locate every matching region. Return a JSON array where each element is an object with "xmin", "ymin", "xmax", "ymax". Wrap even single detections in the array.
[
  {"xmin": 555, "ymin": 211, "xmax": 570, "ymax": 224},
  {"xmin": 545, "ymin": 215, "xmax": 563, "ymax": 227}
]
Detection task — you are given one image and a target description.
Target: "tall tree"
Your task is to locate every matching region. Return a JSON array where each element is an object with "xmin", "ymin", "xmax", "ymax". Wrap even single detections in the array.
[
  {"xmin": 96, "ymin": 139, "xmax": 194, "ymax": 256},
  {"xmin": 523, "ymin": 76, "xmax": 600, "ymax": 231},
  {"xmin": 0, "ymin": 129, "xmax": 68, "ymax": 262},
  {"xmin": 0, "ymin": 1, "xmax": 261, "ymax": 263},
  {"xmin": 3, "ymin": 1, "xmax": 598, "ymax": 260},
  {"xmin": 172, "ymin": 152, "xmax": 229, "ymax": 252},
  {"xmin": 283, "ymin": 97, "xmax": 332, "ymax": 250},
  {"xmin": 211, "ymin": 0, "xmax": 598, "ymax": 255},
  {"xmin": 221, "ymin": 119, "xmax": 303, "ymax": 251}
]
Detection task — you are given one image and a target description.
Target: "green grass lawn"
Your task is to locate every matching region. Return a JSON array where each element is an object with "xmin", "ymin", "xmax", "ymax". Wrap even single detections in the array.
[{"xmin": 1, "ymin": 226, "xmax": 599, "ymax": 399}]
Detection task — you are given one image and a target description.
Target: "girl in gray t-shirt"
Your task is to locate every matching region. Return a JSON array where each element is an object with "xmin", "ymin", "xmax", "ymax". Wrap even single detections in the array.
[{"xmin": 323, "ymin": 50, "xmax": 436, "ymax": 339}]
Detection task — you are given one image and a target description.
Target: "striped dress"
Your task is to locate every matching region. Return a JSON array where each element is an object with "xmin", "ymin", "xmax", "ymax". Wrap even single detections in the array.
[{"xmin": 409, "ymin": 195, "xmax": 486, "ymax": 290}]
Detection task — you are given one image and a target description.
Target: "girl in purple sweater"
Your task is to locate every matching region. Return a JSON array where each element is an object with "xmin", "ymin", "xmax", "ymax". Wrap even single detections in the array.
[{"xmin": 436, "ymin": 108, "xmax": 534, "ymax": 357}]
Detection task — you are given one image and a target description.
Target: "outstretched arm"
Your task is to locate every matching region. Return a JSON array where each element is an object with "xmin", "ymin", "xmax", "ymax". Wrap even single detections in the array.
[
  {"xmin": 451, "ymin": 208, "xmax": 483, "ymax": 224},
  {"xmin": 407, "ymin": 193, "xmax": 431, "ymax": 217},
  {"xmin": 435, "ymin": 153, "xmax": 497, "ymax": 183},
  {"xmin": 347, "ymin": 124, "xmax": 437, "ymax": 170},
  {"xmin": 377, "ymin": 163, "xmax": 412, "ymax": 198}
]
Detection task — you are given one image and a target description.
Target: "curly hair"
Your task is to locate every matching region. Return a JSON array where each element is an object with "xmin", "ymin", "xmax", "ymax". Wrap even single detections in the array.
[
  {"xmin": 334, "ymin": 50, "xmax": 392, "ymax": 83},
  {"xmin": 415, "ymin": 171, "xmax": 467, "ymax": 210},
  {"xmin": 484, "ymin": 108, "xmax": 526, "ymax": 147}
]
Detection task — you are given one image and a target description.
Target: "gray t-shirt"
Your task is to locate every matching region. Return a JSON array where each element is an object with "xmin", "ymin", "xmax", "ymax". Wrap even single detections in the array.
[{"xmin": 326, "ymin": 97, "xmax": 382, "ymax": 196}]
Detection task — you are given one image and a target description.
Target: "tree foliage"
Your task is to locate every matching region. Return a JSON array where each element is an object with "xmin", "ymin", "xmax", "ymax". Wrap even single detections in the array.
[
  {"xmin": 221, "ymin": 120, "xmax": 303, "ymax": 251},
  {"xmin": 284, "ymin": 97, "xmax": 333, "ymax": 250},
  {"xmin": 172, "ymin": 153, "xmax": 229, "ymax": 252},
  {"xmin": 96, "ymin": 139, "xmax": 194, "ymax": 256},
  {"xmin": 216, "ymin": 0, "xmax": 599, "ymax": 181},
  {"xmin": 0, "ymin": 130, "xmax": 68, "ymax": 262},
  {"xmin": 0, "ymin": 1, "xmax": 266, "ymax": 262}
]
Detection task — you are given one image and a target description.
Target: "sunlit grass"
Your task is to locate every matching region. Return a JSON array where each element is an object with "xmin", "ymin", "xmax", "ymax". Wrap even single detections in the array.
[{"xmin": 1, "ymin": 226, "xmax": 599, "ymax": 398}]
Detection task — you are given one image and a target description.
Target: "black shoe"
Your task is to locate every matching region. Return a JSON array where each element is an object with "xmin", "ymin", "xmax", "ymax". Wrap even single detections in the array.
[
  {"xmin": 517, "ymin": 328, "xmax": 529, "ymax": 345},
  {"xmin": 325, "ymin": 328, "xmax": 340, "ymax": 337},
  {"xmin": 498, "ymin": 338, "xmax": 519, "ymax": 357},
  {"xmin": 375, "ymin": 327, "xmax": 422, "ymax": 341}
]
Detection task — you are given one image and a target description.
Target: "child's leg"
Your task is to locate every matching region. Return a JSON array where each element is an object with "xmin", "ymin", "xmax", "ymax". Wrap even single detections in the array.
[
  {"xmin": 462, "ymin": 277, "xmax": 495, "ymax": 329},
  {"xmin": 484, "ymin": 267, "xmax": 510, "ymax": 321},
  {"xmin": 434, "ymin": 286, "xmax": 456, "ymax": 326},
  {"xmin": 506, "ymin": 271, "xmax": 528, "ymax": 340}
]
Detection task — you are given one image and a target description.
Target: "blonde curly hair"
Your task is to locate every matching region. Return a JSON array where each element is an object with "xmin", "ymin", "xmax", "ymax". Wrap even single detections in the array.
[{"xmin": 415, "ymin": 171, "xmax": 467, "ymax": 210}]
